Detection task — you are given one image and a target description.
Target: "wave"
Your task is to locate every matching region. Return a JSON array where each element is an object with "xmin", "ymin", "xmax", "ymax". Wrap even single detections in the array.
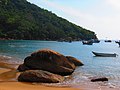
[
  {"xmin": 0, "ymin": 55, "xmax": 22, "ymax": 82},
  {"xmin": 8, "ymin": 44, "xmax": 27, "ymax": 48},
  {"xmin": 0, "ymin": 55, "xmax": 22, "ymax": 65}
]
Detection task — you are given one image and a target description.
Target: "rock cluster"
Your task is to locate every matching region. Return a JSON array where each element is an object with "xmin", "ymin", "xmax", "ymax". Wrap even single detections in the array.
[{"xmin": 17, "ymin": 49, "xmax": 83, "ymax": 83}]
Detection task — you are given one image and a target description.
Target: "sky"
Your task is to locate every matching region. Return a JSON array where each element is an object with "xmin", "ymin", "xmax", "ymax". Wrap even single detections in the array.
[{"xmin": 27, "ymin": 0, "xmax": 120, "ymax": 40}]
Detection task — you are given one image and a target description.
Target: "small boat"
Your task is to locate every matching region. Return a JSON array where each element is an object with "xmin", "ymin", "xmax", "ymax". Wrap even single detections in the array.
[
  {"xmin": 69, "ymin": 40, "xmax": 72, "ymax": 43},
  {"xmin": 92, "ymin": 39, "xmax": 100, "ymax": 43},
  {"xmin": 92, "ymin": 51, "xmax": 117, "ymax": 57},
  {"xmin": 115, "ymin": 41, "xmax": 119, "ymax": 43},
  {"xmin": 115, "ymin": 41, "xmax": 120, "ymax": 47},
  {"xmin": 105, "ymin": 40, "xmax": 112, "ymax": 42},
  {"xmin": 82, "ymin": 40, "xmax": 93, "ymax": 45}
]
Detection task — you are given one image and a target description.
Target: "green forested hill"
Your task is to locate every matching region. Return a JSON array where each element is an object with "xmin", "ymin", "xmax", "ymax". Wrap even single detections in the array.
[{"xmin": 0, "ymin": 0, "xmax": 97, "ymax": 40}]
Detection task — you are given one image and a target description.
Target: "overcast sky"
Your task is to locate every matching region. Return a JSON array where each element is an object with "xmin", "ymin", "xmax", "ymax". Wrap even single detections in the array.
[{"xmin": 27, "ymin": 0, "xmax": 120, "ymax": 40}]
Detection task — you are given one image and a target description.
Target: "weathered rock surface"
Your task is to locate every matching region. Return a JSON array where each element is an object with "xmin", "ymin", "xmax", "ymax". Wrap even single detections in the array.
[
  {"xmin": 17, "ymin": 49, "xmax": 76, "ymax": 76},
  {"xmin": 17, "ymin": 64, "xmax": 30, "ymax": 71},
  {"xmin": 18, "ymin": 70, "xmax": 64, "ymax": 83},
  {"xmin": 91, "ymin": 77, "xmax": 108, "ymax": 82},
  {"xmin": 66, "ymin": 56, "xmax": 84, "ymax": 66}
]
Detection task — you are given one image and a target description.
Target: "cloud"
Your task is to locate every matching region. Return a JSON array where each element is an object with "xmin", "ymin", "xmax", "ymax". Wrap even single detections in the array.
[
  {"xmin": 106, "ymin": 0, "xmax": 120, "ymax": 10},
  {"xmin": 40, "ymin": 0, "xmax": 97, "ymax": 24}
]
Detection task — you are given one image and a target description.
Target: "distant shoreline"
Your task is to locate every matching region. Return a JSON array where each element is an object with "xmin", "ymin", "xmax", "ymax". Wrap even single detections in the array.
[{"xmin": 0, "ymin": 38, "xmax": 14, "ymax": 40}]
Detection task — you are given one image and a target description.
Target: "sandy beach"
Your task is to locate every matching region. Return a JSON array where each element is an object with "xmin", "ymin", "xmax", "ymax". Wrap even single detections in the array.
[
  {"xmin": 0, "ymin": 60, "xmax": 80, "ymax": 90},
  {"xmin": 0, "ymin": 82, "xmax": 80, "ymax": 90},
  {"xmin": 0, "ymin": 68, "xmax": 80, "ymax": 90},
  {"xmin": 0, "ymin": 68, "xmax": 118, "ymax": 90}
]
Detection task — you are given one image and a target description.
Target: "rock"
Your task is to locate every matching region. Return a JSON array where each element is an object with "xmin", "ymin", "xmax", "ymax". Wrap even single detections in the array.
[
  {"xmin": 91, "ymin": 77, "xmax": 108, "ymax": 82},
  {"xmin": 30, "ymin": 49, "xmax": 75, "ymax": 69},
  {"xmin": 17, "ymin": 64, "xmax": 30, "ymax": 72},
  {"xmin": 66, "ymin": 56, "xmax": 84, "ymax": 66},
  {"xmin": 18, "ymin": 70, "xmax": 64, "ymax": 83},
  {"xmin": 17, "ymin": 49, "xmax": 75, "ymax": 76}
]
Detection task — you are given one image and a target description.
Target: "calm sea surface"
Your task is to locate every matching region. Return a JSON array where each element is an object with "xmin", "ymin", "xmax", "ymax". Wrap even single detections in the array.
[{"xmin": 0, "ymin": 40, "xmax": 120, "ymax": 89}]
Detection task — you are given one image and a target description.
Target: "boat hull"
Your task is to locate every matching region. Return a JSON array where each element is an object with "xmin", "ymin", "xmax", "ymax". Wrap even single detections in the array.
[{"xmin": 92, "ymin": 51, "xmax": 117, "ymax": 57}]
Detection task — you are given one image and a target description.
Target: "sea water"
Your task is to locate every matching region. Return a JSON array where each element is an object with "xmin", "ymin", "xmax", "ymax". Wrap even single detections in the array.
[{"xmin": 0, "ymin": 40, "xmax": 120, "ymax": 89}]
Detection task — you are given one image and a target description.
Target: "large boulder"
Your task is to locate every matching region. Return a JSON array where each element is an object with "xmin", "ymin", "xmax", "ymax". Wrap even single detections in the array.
[
  {"xmin": 66, "ymin": 56, "xmax": 84, "ymax": 66},
  {"xmin": 18, "ymin": 70, "xmax": 64, "ymax": 83},
  {"xmin": 17, "ymin": 49, "xmax": 75, "ymax": 76}
]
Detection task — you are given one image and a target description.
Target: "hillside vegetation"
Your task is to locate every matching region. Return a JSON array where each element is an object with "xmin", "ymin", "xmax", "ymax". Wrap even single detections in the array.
[{"xmin": 0, "ymin": 0, "xmax": 97, "ymax": 40}]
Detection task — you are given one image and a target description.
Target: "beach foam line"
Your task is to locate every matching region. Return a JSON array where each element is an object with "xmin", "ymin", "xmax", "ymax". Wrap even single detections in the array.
[
  {"xmin": 0, "ymin": 55, "xmax": 22, "ymax": 66},
  {"xmin": 0, "ymin": 58, "xmax": 21, "ymax": 70}
]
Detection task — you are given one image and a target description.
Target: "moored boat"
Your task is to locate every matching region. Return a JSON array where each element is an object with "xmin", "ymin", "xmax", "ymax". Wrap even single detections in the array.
[
  {"xmin": 115, "ymin": 41, "xmax": 120, "ymax": 47},
  {"xmin": 105, "ymin": 40, "xmax": 112, "ymax": 42},
  {"xmin": 92, "ymin": 51, "xmax": 117, "ymax": 57},
  {"xmin": 82, "ymin": 40, "xmax": 93, "ymax": 45},
  {"xmin": 92, "ymin": 39, "xmax": 100, "ymax": 43},
  {"xmin": 115, "ymin": 41, "xmax": 119, "ymax": 43}
]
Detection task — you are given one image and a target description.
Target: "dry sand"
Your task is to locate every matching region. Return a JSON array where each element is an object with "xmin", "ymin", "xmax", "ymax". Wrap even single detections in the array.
[{"xmin": 0, "ymin": 82, "xmax": 80, "ymax": 90}]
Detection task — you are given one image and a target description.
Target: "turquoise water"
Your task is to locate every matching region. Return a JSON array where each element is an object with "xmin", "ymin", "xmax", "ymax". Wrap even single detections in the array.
[{"xmin": 0, "ymin": 40, "xmax": 120, "ymax": 89}]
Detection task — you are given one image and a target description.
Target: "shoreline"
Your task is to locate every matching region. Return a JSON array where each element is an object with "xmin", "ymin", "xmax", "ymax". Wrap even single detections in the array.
[
  {"xmin": 0, "ymin": 68, "xmax": 119, "ymax": 90},
  {"xmin": 0, "ymin": 54, "xmax": 119, "ymax": 90}
]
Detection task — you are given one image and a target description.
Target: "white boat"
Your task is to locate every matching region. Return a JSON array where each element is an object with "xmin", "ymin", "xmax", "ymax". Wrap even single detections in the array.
[{"xmin": 92, "ymin": 51, "xmax": 117, "ymax": 57}]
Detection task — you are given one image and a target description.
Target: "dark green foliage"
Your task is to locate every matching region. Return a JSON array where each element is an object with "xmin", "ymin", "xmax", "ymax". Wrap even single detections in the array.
[{"xmin": 0, "ymin": 0, "xmax": 97, "ymax": 40}]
